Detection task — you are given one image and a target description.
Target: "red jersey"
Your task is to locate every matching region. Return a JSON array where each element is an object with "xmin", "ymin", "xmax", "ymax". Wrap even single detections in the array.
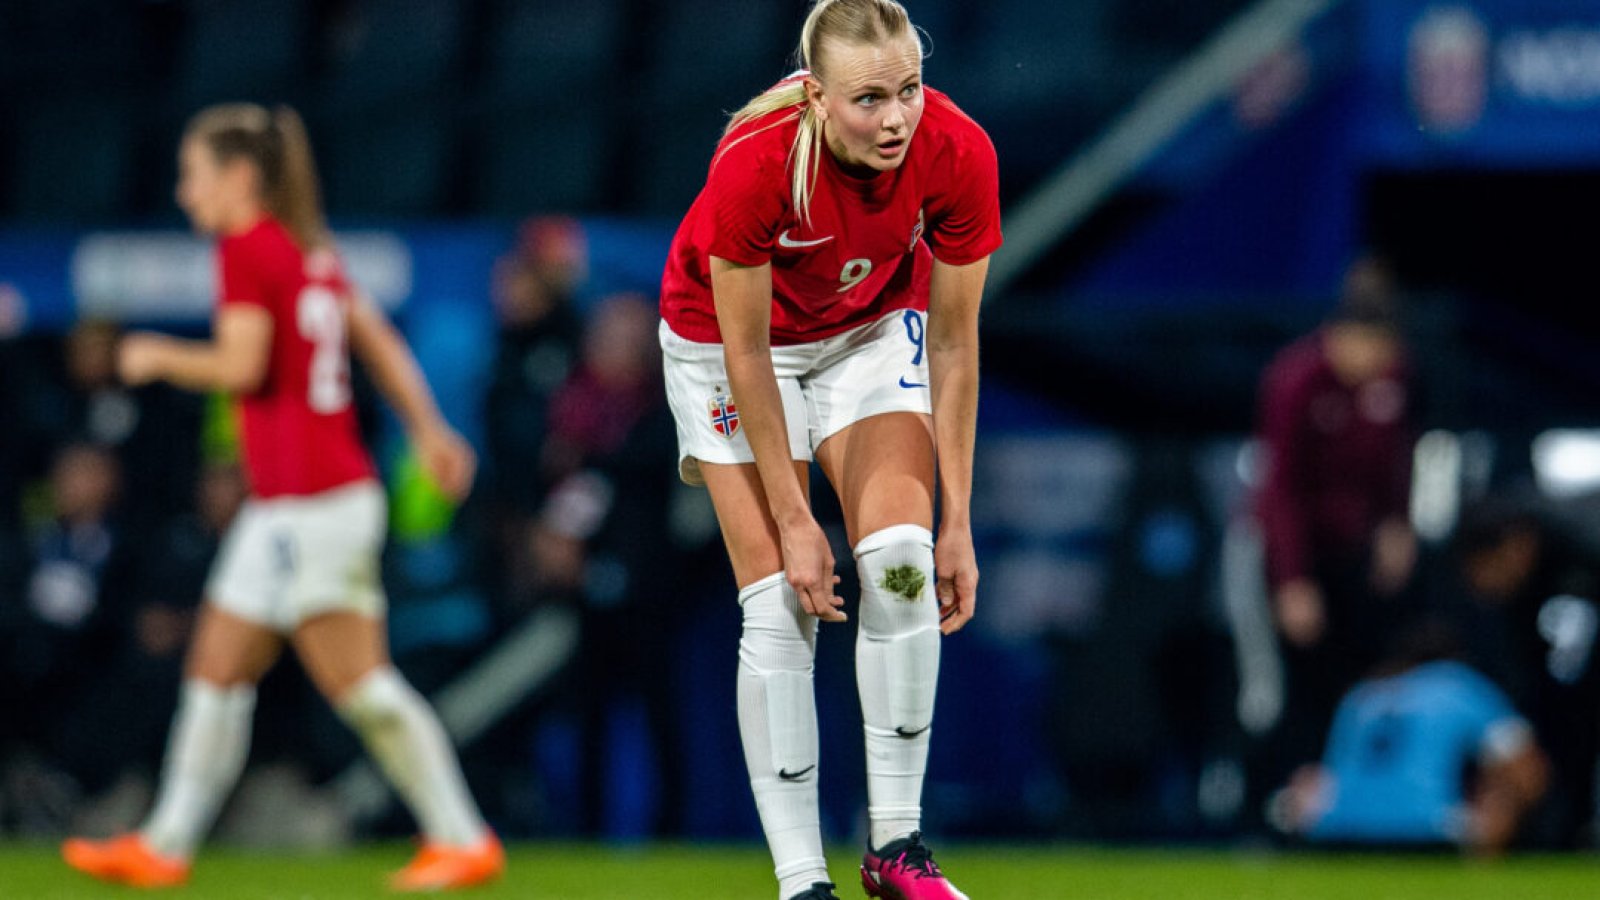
[
  {"xmin": 217, "ymin": 217, "xmax": 375, "ymax": 498},
  {"xmin": 660, "ymin": 83, "xmax": 1002, "ymax": 345},
  {"xmin": 1254, "ymin": 332, "xmax": 1413, "ymax": 589}
]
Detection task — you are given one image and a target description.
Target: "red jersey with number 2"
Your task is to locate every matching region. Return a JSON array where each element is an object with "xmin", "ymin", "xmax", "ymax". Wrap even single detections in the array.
[
  {"xmin": 660, "ymin": 81, "xmax": 1002, "ymax": 346},
  {"xmin": 217, "ymin": 217, "xmax": 375, "ymax": 498}
]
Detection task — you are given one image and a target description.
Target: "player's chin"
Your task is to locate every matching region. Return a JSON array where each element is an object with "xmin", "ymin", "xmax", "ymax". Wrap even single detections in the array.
[{"xmin": 185, "ymin": 211, "xmax": 220, "ymax": 236}]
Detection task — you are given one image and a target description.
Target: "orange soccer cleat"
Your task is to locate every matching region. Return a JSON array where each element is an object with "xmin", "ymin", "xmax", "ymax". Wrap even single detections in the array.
[
  {"xmin": 389, "ymin": 832, "xmax": 506, "ymax": 892},
  {"xmin": 61, "ymin": 834, "xmax": 191, "ymax": 888}
]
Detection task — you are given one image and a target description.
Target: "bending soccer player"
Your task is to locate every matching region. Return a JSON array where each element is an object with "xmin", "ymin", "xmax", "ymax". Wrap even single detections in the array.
[{"xmin": 657, "ymin": 1, "xmax": 1001, "ymax": 897}]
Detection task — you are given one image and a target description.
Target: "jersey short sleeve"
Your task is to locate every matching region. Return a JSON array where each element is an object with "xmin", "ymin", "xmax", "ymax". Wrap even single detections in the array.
[
  {"xmin": 217, "ymin": 232, "xmax": 273, "ymax": 313},
  {"xmin": 701, "ymin": 137, "xmax": 789, "ymax": 267},
  {"xmin": 923, "ymin": 115, "xmax": 1002, "ymax": 266}
]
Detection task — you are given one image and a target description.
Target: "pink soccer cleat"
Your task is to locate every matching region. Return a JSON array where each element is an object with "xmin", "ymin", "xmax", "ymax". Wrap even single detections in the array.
[{"xmin": 860, "ymin": 831, "xmax": 969, "ymax": 900}]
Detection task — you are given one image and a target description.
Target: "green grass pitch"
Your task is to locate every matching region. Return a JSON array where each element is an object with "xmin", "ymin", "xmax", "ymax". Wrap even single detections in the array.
[{"xmin": 3, "ymin": 842, "xmax": 1594, "ymax": 899}]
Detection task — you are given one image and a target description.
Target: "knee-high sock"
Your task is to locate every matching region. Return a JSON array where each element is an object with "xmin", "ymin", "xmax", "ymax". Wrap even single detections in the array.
[
  {"xmin": 336, "ymin": 666, "xmax": 487, "ymax": 847},
  {"xmin": 854, "ymin": 525, "xmax": 940, "ymax": 850},
  {"xmin": 738, "ymin": 573, "xmax": 829, "ymax": 900},
  {"xmin": 140, "ymin": 679, "xmax": 256, "ymax": 860}
]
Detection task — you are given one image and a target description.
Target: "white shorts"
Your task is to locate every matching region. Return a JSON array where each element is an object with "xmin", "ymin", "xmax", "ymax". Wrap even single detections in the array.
[
  {"xmin": 661, "ymin": 308, "xmax": 932, "ymax": 486},
  {"xmin": 206, "ymin": 480, "xmax": 388, "ymax": 633}
]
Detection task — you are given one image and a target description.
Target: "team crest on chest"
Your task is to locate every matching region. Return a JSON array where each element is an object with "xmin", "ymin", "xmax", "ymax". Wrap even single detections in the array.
[
  {"xmin": 908, "ymin": 209, "xmax": 926, "ymax": 252},
  {"xmin": 708, "ymin": 388, "xmax": 740, "ymax": 439}
]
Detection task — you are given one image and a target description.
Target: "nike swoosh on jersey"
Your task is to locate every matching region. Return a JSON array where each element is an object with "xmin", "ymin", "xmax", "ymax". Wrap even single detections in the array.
[
  {"xmin": 899, "ymin": 377, "xmax": 927, "ymax": 389},
  {"xmin": 777, "ymin": 230, "xmax": 835, "ymax": 249},
  {"xmin": 778, "ymin": 765, "xmax": 817, "ymax": 780}
]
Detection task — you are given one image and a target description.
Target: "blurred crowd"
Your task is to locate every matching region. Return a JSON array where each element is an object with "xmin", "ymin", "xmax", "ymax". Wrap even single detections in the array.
[{"xmin": 2, "ymin": 236, "xmax": 1598, "ymax": 853}]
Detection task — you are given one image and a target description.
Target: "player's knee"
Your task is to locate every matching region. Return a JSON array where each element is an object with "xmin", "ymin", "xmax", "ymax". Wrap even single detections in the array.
[
  {"xmin": 335, "ymin": 665, "xmax": 413, "ymax": 733},
  {"xmin": 855, "ymin": 525, "xmax": 940, "ymax": 737},
  {"xmin": 855, "ymin": 524, "xmax": 938, "ymax": 635},
  {"xmin": 738, "ymin": 572, "xmax": 817, "ymax": 672},
  {"xmin": 738, "ymin": 573, "xmax": 820, "ymax": 781}
]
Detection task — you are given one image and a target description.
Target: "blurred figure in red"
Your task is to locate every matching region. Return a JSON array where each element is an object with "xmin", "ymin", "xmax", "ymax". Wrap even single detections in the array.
[{"xmin": 1253, "ymin": 256, "xmax": 1418, "ymax": 781}]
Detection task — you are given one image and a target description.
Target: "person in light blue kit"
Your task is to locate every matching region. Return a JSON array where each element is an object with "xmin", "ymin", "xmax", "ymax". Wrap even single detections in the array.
[{"xmin": 1274, "ymin": 621, "xmax": 1549, "ymax": 855}]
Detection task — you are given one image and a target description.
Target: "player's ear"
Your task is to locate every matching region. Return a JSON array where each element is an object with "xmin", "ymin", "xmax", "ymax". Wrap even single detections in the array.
[{"xmin": 804, "ymin": 76, "xmax": 827, "ymax": 121}]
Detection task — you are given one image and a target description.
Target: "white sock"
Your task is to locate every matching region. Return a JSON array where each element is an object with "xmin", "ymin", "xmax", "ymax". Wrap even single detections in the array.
[
  {"xmin": 854, "ymin": 525, "xmax": 940, "ymax": 850},
  {"xmin": 140, "ymin": 679, "xmax": 256, "ymax": 860},
  {"xmin": 336, "ymin": 666, "xmax": 487, "ymax": 847},
  {"xmin": 737, "ymin": 573, "xmax": 830, "ymax": 900}
]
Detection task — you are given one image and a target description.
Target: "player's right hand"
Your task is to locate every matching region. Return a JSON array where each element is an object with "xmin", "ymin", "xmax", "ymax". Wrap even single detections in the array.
[
  {"xmin": 415, "ymin": 423, "xmax": 477, "ymax": 501},
  {"xmin": 781, "ymin": 517, "xmax": 846, "ymax": 623},
  {"xmin": 117, "ymin": 332, "xmax": 167, "ymax": 386}
]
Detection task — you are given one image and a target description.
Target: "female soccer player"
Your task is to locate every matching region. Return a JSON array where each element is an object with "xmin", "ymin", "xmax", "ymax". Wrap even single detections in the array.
[
  {"xmin": 658, "ymin": 1, "xmax": 1000, "ymax": 898},
  {"xmin": 61, "ymin": 104, "xmax": 504, "ymax": 892}
]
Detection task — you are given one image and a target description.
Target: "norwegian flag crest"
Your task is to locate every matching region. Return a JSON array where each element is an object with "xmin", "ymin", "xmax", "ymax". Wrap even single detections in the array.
[{"xmin": 708, "ymin": 391, "xmax": 740, "ymax": 439}]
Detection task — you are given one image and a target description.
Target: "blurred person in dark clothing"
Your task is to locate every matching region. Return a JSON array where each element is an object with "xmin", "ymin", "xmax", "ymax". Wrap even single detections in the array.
[
  {"xmin": 535, "ymin": 293, "xmax": 690, "ymax": 837},
  {"xmin": 6, "ymin": 442, "xmax": 128, "ymax": 709},
  {"xmin": 1252, "ymin": 256, "xmax": 1418, "ymax": 781},
  {"xmin": 52, "ymin": 461, "xmax": 250, "ymax": 801},
  {"xmin": 483, "ymin": 217, "xmax": 587, "ymax": 613},
  {"xmin": 0, "ymin": 442, "xmax": 132, "ymax": 831},
  {"xmin": 1456, "ymin": 496, "xmax": 1600, "ymax": 847}
]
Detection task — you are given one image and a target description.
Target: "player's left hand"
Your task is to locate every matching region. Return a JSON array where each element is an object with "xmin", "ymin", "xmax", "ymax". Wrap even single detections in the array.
[
  {"xmin": 415, "ymin": 423, "xmax": 477, "ymax": 501},
  {"xmin": 934, "ymin": 523, "xmax": 978, "ymax": 634}
]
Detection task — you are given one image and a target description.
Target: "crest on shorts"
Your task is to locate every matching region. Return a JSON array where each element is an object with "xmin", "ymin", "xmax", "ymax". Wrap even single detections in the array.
[{"xmin": 708, "ymin": 389, "xmax": 740, "ymax": 439}]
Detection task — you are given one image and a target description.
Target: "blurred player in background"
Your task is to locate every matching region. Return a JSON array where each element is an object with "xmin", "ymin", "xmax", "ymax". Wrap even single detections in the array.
[
  {"xmin": 1271, "ymin": 619, "xmax": 1548, "ymax": 856},
  {"xmin": 60, "ymin": 104, "xmax": 503, "ymax": 892},
  {"xmin": 658, "ymin": 1, "xmax": 1000, "ymax": 897}
]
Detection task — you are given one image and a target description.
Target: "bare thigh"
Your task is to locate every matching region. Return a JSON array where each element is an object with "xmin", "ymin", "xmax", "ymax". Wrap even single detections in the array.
[
  {"xmin": 814, "ymin": 411, "xmax": 935, "ymax": 547},
  {"xmin": 185, "ymin": 603, "xmax": 284, "ymax": 687},
  {"xmin": 292, "ymin": 611, "xmax": 391, "ymax": 705},
  {"xmin": 699, "ymin": 459, "xmax": 812, "ymax": 588}
]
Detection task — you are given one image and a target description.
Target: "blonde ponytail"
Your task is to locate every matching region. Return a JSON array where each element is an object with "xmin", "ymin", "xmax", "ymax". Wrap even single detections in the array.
[
  {"xmin": 723, "ymin": 80, "xmax": 821, "ymax": 226},
  {"xmin": 269, "ymin": 106, "xmax": 330, "ymax": 251},
  {"xmin": 723, "ymin": 0, "xmax": 914, "ymax": 226}
]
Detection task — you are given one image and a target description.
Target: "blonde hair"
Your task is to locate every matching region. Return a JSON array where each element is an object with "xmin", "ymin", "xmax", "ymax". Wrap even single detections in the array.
[
  {"xmin": 724, "ymin": 0, "xmax": 916, "ymax": 225},
  {"xmin": 185, "ymin": 103, "xmax": 331, "ymax": 251}
]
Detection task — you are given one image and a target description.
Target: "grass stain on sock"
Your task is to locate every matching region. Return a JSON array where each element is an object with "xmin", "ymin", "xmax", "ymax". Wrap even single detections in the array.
[{"xmin": 879, "ymin": 566, "xmax": 926, "ymax": 602}]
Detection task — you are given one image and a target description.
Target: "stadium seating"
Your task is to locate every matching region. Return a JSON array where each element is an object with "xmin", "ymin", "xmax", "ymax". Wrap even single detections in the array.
[
  {"xmin": 170, "ymin": 0, "xmax": 310, "ymax": 112},
  {"xmin": 0, "ymin": 0, "xmax": 1252, "ymax": 221},
  {"xmin": 9, "ymin": 97, "xmax": 138, "ymax": 224}
]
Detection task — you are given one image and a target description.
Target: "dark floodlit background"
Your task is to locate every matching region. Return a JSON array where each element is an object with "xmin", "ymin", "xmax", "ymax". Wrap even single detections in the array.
[{"xmin": 3, "ymin": 0, "xmax": 1600, "ymax": 854}]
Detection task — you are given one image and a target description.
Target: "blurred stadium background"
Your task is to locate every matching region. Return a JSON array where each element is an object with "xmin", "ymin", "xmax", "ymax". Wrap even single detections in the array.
[{"xmin": 4, "ymin": 0, "xmax": 1600, "ymax": 894}]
